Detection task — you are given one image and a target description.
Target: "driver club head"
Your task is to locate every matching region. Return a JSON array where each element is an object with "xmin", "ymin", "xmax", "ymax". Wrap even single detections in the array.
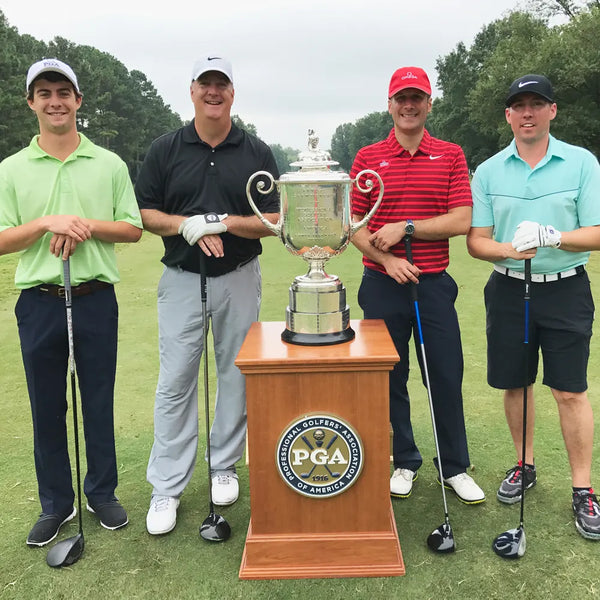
[
  {"xmin": 427, "ymin": 522, "xmax": 456, "ymax": 553},
  {"xmin": 46, "ymin": 533, "xmax": 85, "ymax": 568},
  {"xmin": 200, "ymin": 512, "xmax": 231, "ymax": 542},
  {"xmin": 492, "ymin": 526, "xmax": 526, "ymax": 559}
]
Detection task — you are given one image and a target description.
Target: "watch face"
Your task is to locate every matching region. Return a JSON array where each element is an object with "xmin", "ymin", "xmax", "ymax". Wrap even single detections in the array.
[{"xmin": 405, "ymin": 221, "xmax": 415, "ymax": 235}]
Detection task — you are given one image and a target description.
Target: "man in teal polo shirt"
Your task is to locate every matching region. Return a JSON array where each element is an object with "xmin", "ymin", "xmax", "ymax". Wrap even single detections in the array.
[
  {"xmin": 0, "ymin": 58, "xmax": 142, "ymax": 546},
  {"xmin": 468, "ymin": 74, "xmax": 600, "ymax": 540}
]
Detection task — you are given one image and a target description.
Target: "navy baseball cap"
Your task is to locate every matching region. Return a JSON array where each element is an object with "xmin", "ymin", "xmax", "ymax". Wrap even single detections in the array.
[{"xmin": 506, "ymin": 74, "xmax": 554, "ymax": 107}]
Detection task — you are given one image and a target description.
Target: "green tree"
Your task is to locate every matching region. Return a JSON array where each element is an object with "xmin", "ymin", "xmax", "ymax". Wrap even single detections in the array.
[
  {"xmin": 331, "ymin": 112, "xmax": 392, "ymax": 172},
  {"xmin": 269, "ymin": 143, "xmax": 299, "ymax": 175}
]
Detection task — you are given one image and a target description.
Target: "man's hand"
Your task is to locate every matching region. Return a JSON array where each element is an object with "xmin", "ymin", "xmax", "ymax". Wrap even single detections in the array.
[
  {"xmin": 43, "ymin": 215, "xmax": 92, "ymax": 242},
  {"xmin": 178, "ymin": 213, "xmax": 228, "ymax": 246},
  {"xmin": 381, "ymin": 254, "xmax": 421, "ymax": 284},
  {"xmin": 512, "ymin": 221, "xmax": 562, "ymax": 252},
  {"xmin": 49, "ymin": 234, "xmax": 79, "ymax": 259},
  {"xmin": 369, "ymin": 222, "xmax": 406, "ymax": 252}
]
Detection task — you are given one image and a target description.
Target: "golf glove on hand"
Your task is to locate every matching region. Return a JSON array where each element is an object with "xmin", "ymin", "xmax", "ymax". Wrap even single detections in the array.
[
  {"xmin": 512, "ymin": 220, "xmax": 562, "ymax": 252},
  {"xmin": 178, "ymin": 213, "xmax": 228, "ymax": 246}
]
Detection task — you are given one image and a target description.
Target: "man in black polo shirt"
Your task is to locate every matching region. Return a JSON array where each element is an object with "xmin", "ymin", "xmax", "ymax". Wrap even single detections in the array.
[{"xmin": 135, "ymin": 54, "xmax": 279, "ymax": 536}]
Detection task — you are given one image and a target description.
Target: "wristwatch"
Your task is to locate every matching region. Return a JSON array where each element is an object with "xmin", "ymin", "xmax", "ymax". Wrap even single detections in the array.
[{"xmin": 404, "ymin": 219, "xmax": 415, "ymax": 236}]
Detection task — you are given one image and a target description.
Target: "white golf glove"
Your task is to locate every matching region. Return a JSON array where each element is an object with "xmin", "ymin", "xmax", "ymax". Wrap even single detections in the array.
[
  {"xmin": 511, "ymin": 220, "xmax": 562, "ymax": 252},
  {"xmin": 178, "ymin": 213, "xmax": 228, "ymax": 246}
]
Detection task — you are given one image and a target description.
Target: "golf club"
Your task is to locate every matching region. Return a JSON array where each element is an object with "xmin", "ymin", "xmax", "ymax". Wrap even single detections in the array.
[
  {"xmin": 46, "ymin": 258, "xmax": 85, "ymax": 568},
  {"xmin": 492, "ymin": 258, "xmax": 531, "ymax": 559},
  {"xmin": 404, "ymin": 235, "xmax": 456, "ymax": 554},
  {"xmin": 198, "ymin": 251, "xmax": 231, "ymax": 543}
]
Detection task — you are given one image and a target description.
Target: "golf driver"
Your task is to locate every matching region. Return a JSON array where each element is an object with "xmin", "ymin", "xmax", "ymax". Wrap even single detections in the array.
[
  {"xmin": 47, "ymin": 258, "xmax": 85, "ymax": 568},
  {"xmin": 404, "ymin": 235, "xmax": 456, "ymax": 554},
  {"xmin": 198, "ymin": 251, "xmax": 231, "ymax": 543},
  {"xmin": 492, "ymin": 258, "xmax": 531, "ymax": 559}
]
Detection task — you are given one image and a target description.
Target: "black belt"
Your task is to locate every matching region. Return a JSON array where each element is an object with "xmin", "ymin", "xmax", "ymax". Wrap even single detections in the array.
[{"xmin": 36, "ymin": 280, "xmax": 113, "ymax": 298}]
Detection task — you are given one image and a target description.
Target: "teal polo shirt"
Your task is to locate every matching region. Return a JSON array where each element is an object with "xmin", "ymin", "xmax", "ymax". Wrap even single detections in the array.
[
  {"xmin": 471, "ymin": 134, "xmax": 600, "ymax": 274},
  {"xmin": 0, "ymin": 134, "xmax": 142, "ymax": 288}
]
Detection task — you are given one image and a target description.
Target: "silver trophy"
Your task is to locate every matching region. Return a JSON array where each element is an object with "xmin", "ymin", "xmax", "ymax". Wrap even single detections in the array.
[{"xmin": 246, "ymin": 130, "xmax": 383, "ymax": 346}]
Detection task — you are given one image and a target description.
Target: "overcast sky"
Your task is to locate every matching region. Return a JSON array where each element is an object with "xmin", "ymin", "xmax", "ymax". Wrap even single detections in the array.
[{"xmin": 3, "ymin": 0, "xmax": 522, "ymax": 153}]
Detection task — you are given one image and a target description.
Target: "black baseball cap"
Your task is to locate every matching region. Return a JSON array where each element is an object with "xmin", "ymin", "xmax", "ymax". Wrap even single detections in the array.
[{"xmin": 506, "ymin": 74, "xmax": 554, "ymax": 107}]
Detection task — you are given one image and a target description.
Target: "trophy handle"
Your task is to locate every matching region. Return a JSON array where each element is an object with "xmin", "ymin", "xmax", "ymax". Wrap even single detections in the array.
[
  {"xmin": 350, "ymin": 169, "xmax": 384, "ymax": 234},
  {"xmin": 246, "ymin": 171, "xmax": 281, "ymax": 237}
]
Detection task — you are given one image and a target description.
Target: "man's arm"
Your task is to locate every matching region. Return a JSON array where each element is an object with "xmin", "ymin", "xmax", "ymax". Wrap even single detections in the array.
[
  {"xmin": 0, "ymin": 214, "xmax": 91, "ymax": 256},
  {"xmin": 467, "ymin": 226, "xmax": 535, "ymax": 263},
  {"xmin": 368, "ymin": 205, "xmax": 472, "ymax": 252},
  {"xmin": 351, "ymin": 220, "xmax": 421, "ymax": 284},
  {"xmin": 220, "ymin": 213, "xmax": 279, "ymax": 239}
]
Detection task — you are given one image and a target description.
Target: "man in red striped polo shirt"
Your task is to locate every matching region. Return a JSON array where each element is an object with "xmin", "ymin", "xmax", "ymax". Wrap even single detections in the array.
[{"xmin": 350, "ymin": 66, "xmax": 484, "ymax": 504}]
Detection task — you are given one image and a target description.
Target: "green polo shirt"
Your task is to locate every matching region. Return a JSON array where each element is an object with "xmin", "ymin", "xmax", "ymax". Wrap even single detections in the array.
[
  {"xmin": 471, "ymin": 135, "xmax": 600, "ymax": 274},
  {"xmin": 0, "ymin": 133, "xmax": 142, "ymax": 288}
]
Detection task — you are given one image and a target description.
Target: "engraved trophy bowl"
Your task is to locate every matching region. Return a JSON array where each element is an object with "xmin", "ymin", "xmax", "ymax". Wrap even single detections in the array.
[{"xmin": 246, "ymin": 130, "xmax": 383, "ymax": 346}]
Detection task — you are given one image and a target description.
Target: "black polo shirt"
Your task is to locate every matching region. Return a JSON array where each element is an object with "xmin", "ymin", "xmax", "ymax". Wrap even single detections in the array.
[{"xmin": 135, "ymin": 121, "xmax": 280, "ymax": 277}]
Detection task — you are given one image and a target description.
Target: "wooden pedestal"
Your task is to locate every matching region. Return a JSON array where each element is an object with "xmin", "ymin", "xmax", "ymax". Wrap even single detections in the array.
[{"xmin": 235, "ymin": 320, "xmax": 404, "ymax": 580}]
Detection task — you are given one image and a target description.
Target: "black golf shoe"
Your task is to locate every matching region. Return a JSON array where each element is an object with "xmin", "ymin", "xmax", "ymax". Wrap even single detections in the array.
[
  {"xmin": 86, "ymin": 499, "xmax": 128, "ymax": 530},
  {"xmin": 26, "ymin": 508, "xmax": 76, "ymax": 547},
  {"xmin": 573, "ymin": 489, "xmax": 600, "ymax": 540},
  {"xmin": 497, "ymin": 462, "xmax": 536, "ymax": 504}
]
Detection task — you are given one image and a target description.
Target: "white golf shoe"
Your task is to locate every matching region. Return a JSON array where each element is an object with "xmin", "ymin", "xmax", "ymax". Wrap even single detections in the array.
[
  {"xmin": 212, "ymin": 471, "xmax": 239, "ymax": 506},
  {"xmin": 441, "ymin": 472, "xmax": 486, "ymax": 504},
  {"xmin": 390, "ymin": 468, "xmax": 417, "ymax": 498},
  {"xmin": 146, "ymin": 495, "xmax": 180, "ymax": 535}
]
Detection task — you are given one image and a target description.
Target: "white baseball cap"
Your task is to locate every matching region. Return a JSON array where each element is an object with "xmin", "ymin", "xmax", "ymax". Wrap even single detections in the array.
[
  {"xmin": 26, "ymin": 58, "xmax": 80, "ymax": 94},
  {"xmin": 191, "ymin": 55, "xmax": 233, "ymax": 84}
]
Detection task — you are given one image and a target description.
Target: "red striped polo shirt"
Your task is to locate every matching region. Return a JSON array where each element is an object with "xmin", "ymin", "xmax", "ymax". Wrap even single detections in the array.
[{"xmin": 350, "ymin": 128, "xmax": 472, "ymax": 274}]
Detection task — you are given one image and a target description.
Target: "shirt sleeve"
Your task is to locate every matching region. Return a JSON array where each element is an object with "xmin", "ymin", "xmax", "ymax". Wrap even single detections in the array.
[
  {"xmin": 0, "ymin": 162, "xmax": 19, "ymax": 232},
  {"xmin": 350, "ymin": 149, "xmax": 372, "ymax": 216},
  {"xmin": 448, "ymin": 147, "xmax": 473, "ymax": 209},
  {"xmin": 135, "ymin": 139, "xmax": 166, "ymax": 211},
  {"xmin": 575, "ymin": 150, "xmax": 600, "ymax": 227},
  {"xmin": 113, "ymin": 160, "xmax": 143, "ymax": 227},
  {"xmin": 470, "ymin": 166, "xmax": 494, "ymax": 228}
]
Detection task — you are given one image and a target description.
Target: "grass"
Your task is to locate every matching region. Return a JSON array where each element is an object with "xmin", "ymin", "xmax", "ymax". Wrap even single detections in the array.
[{"xmin": 1, "ymin": 233, "xmax": 600, "ymax": 599}]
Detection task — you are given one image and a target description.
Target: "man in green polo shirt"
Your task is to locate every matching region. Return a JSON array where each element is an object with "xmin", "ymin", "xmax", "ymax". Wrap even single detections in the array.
[{"xmin": 0, "ymin": 58, "xmax": 142, "ymax": 547}]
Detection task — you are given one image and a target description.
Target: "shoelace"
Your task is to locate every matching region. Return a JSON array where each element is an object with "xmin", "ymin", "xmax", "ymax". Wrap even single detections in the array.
[
  {"xmin": 507, "ymin": 465, "xmax": 522, "ymax": 483},
  {"xmin": 576, "ymin": 492, "xmax": 600, "ymax": 517},
  {"xmin": 152, "ymin": 497, "xmax": 173, "ymax": 512},
  {"xmin": 216, "ymin": 474, "xmax": 233, "ymax": 485}
]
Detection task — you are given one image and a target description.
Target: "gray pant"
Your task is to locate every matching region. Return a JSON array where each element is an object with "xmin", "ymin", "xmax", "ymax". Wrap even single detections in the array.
[{"xmin": 147, "ymin": 259, "xmax": 261, "ymax": 497}]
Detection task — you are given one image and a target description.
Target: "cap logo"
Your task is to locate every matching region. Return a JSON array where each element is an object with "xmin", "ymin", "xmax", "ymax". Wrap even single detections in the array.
[
  {"xmin": 518, "ymin": 80, "xmax": 538, "ymax": 88},
  {"xmin": 42, "ymin": 60, "xmax": 61, "ymax": 68},
  {"xmin": 401, "ymin": 71, "xmax": 418, "ymax": 80},
  {"xmin": 207, "ymin": 56, "xmax": 221, "ymax": 61}
]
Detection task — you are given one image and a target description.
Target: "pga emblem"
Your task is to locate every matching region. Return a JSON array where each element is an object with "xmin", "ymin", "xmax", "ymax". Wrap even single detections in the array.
[{"xmin": 276, "ymin": 414, "xmax": 363, "ymax": 498}]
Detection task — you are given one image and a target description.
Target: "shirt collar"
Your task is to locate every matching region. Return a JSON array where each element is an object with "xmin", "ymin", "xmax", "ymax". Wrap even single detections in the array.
[
  {"xmin": 504, "ymin": 133, "xmax": 565, "ymax": 164},
  {"xmin": 183, "ymin": 120, "xmax": 243, "ymax": 147},
  {"xmin": 26, "ymin": 133, "xmax": 96, "ymax": 161},
  {"xmin": 385, "ymin": 128, "xmax": 432, "ymax": 156}
]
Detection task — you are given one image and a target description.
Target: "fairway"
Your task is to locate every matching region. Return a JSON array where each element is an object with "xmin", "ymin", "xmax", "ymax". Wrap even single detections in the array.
[{"xmin": 1, "ymin": 234, "xmax": 600, "ymax": 599}]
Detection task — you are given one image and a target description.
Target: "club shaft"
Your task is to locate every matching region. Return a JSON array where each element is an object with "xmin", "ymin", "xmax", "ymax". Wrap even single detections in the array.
[
  {"xmin": 519, "ymin": 259, "xmax": 531, "ymax": 529},
  {"xmin": 198, "ymin": 252, "xmax": 217, "ymax": 512},
  {"xmin": 404, "ymin": 236, "xmax": 451, "ymax": 520},
  {"xmin": 63, "ymin": 259, "xmax": 83, "ymax": 533}
]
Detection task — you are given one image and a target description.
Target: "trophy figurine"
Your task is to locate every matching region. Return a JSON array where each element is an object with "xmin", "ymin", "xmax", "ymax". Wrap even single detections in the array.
[{"xmin": 246, "ymin": 129, "xmax": 384, "ymax": 346}]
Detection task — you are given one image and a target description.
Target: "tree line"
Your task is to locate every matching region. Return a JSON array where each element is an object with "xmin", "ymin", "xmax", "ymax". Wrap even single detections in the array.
[
  {"xmin": 2, "ymin": 2, "xmax": 598, "ymax": 179},
  {"xmin": 331, "ymin": 0, "xmax": 600, "ymax": 172}
]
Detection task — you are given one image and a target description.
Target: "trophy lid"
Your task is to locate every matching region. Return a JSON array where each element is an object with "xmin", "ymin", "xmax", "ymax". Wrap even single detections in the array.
[{"xmin": 280, "ymin": 129, "xmax": 349, "ymax": 182}]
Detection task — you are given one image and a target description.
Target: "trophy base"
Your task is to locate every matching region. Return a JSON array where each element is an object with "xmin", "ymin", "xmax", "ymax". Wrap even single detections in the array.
[{"xmin": 281, "ymin": 327, "xmax": 355, "ymax": 346}]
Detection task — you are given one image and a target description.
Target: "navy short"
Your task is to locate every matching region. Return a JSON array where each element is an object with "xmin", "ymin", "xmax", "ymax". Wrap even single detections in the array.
[{"xmin": 484, "ymin": 269, "xmax": 593, "ymax": 393}]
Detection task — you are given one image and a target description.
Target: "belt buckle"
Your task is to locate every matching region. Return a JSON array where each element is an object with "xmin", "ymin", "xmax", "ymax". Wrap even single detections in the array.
[{"xmin": 57, "ymin": 287, "xmax": 66, "ymax": 298}]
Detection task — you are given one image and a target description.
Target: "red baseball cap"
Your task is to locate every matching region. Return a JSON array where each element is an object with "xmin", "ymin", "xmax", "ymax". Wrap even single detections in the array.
[{"xmin": 388, "ymin": 67, "xmax": 431, "ymax": 98}]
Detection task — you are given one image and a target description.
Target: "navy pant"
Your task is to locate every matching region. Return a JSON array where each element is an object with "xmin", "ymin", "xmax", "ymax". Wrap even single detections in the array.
[
  {"xmin": 16, "ymin": 286, "xmax": 119, "ymax": 515},
  {"xmin": 358, "ymin": 268, "xmax": 470, "ymax": 477}
]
